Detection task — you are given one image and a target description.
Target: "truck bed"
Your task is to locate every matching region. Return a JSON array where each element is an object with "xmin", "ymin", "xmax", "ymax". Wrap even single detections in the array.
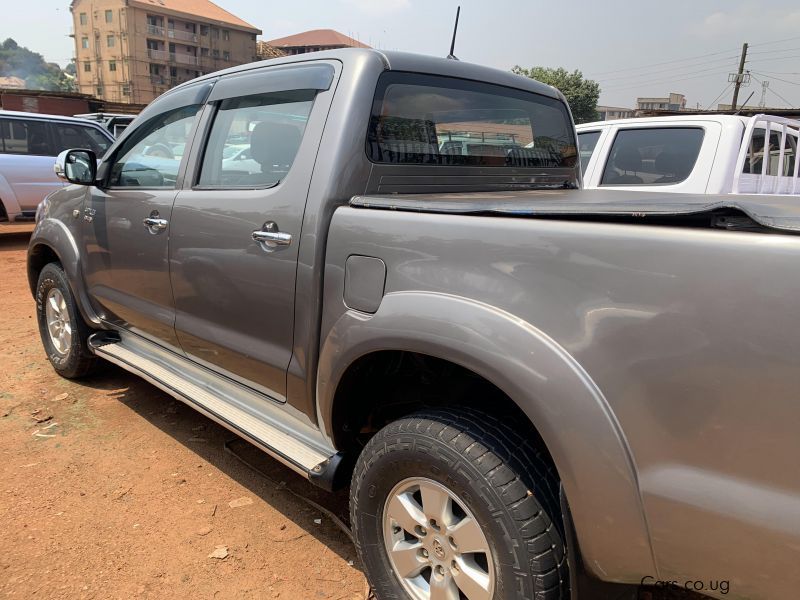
[{"xmin": 350, "ymin": 188, "xmax": 800, "ymax": 233}]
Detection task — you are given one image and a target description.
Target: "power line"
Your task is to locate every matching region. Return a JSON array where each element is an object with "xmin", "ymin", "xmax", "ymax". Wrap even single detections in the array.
[
  {"xmin": 601, "ymin": 69, "xmax": 731, "ymax": 92},
  {"xmin": 587, "ymin": 47, "xmax": 742, "ymax": 77},
  {"xmin": 594, "ymin": 54, "xmax": 741, "ymax": 83},
  {"xmin": 752, "ymin": 72, "xmax": 800, "ymax": 87},
  {"xmin": 749, "ymin": 34, "xmax": 800, "ymax": 48},
  {"xmin": 749, "ymin": 73, "xmax": 797, "ymax": 107},
  {"xmin": 705, "ymin": 81, "xmax": 733, "ymax": 110}
]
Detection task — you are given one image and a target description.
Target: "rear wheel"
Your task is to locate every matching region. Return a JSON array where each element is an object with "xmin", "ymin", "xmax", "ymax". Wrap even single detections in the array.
[
  {"xmin": 36, "ymin": 263, "xmax": 98, "ymax": 379},
  {"xmin": 351, "ymin": 408, "xmax": 568, "ymax": 600}
]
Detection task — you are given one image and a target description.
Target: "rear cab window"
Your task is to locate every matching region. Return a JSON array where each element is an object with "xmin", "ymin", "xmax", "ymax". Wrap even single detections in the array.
[
  {"xmin": 367, "ymin": 72, "xmax": 577, "ymax": 172},
  {"xmin": 600, "ymin": 127, "xmax": 704, "ymax": 186}
]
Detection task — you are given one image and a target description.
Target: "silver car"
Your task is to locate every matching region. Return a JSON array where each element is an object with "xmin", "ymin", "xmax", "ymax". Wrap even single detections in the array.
[{"xmin": 0, "ymin": 110, "xmax": 113, "ymax": 222}]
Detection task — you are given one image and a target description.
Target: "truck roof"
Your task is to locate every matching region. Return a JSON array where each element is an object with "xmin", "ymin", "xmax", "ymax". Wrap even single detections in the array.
[
  {"xmin": 171, "ymin": 48, "xmax": 562, "ymax": 101},
  {"xmin": 576, "ymin": 114, "xmax": 752, "ymax": 129},
  {"xmin": 0, "ymin": 109, "xmax": 105, "ymax": 125}
]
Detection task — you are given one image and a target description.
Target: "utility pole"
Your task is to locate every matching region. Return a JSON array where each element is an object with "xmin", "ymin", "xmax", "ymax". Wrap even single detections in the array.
[{"xmin": 731, "ymin": 42, "xmax": 749, "ymax": 110}]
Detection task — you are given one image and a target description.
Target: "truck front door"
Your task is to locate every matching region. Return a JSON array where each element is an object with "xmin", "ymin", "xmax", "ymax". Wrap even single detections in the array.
[
  {"xmin": 81, "ymin": 83, "xmax": 211, "ymax": 351},
  {"xmin": 168, "ymin": 63, "xmax": 337, "ymax": 402}
]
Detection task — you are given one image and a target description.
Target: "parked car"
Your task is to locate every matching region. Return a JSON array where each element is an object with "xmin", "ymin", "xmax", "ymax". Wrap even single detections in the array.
[
  {"xmin": 28, "ymin": 49, "xmax": 800, "ymax": 600},
  {"xmin": 577, "ymin": 114, "xmax": 800, "ymax": 195},
  {"xmin": 74, "ymin": 112, "xmax": 137, "ymax": 138},
  {"xmin": 0, "ymin": 110, "xmax": 114, "ymax": 222}
]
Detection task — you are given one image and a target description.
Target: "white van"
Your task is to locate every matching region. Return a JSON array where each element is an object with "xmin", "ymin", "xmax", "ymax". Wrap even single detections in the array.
[
  {"xmin": 0, "ymin": 111, "xmax": 114, "ymax": 222},
  {"xmin": 577, "ymin": 114, "xmax": 800, "ymax": 196}
]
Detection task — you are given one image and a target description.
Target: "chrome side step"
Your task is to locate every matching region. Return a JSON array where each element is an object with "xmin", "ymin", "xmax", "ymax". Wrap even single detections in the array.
[{"xmin": 89, "ymin": 332, "xmax": 342, "ymax": 489}]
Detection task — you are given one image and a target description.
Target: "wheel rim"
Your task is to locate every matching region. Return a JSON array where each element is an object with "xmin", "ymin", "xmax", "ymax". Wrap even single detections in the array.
[
  {"xmin": 383, "ymin": 477, "xmax": 495, "ymax": 600},
  {"xmin": 45, "ymin": 288, "xmax": 72, "ymax": 356}
]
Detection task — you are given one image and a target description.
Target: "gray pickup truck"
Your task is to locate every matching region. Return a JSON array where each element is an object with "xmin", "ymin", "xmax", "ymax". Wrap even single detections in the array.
[{"xmin": 27, "ymin": 49, "xmax": 800, "ymax": 600}]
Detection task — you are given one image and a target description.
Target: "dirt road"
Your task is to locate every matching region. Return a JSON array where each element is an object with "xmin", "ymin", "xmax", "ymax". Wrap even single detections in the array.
[{"xmin": 0, "ymin": 227, "xmax": 368, "ymax": 599}]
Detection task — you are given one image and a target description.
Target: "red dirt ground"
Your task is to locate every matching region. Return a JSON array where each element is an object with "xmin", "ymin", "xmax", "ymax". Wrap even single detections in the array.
[{"xmin": 0, "ymin": 226, "xmax": 368, "ymax": 599}]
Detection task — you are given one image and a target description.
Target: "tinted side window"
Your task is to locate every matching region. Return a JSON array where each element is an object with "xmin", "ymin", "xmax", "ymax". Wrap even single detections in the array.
[
  {"xmin": 577, "ymin": 131, "xmax": 601, "ymax": 174},
  {"xmin": 53, "ymin": 123, "xmax": 112, "ymax": 156},
  {"xmin": 197, "ymin": 89, "xmax": 314, "ymax": 188},
  {"xmin": 0, "ymin": 119, "xmax": 55, "ymax": 156},
  {"xmin": 601, "ymin": 127, "xmax": 704, "ymax": 186},
  {"xmin": 108, "ymin": 105, "xmax": 200, "ymax": 188}
]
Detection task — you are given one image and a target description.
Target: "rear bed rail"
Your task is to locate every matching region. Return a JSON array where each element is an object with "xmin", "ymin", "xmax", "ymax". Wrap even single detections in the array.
[{"xmin": 732, "ymin": 114, "xmax": 800, "ymax": 196}]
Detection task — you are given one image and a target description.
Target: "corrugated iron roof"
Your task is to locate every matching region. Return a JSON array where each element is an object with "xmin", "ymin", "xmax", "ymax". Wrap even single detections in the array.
[
  {"xmin": 267, "ymin": 29, "xmax": 369, "ymax": 49},
  {"xmin": 129, "ymin": 0, "xmax": 260, "ymax": 32}
]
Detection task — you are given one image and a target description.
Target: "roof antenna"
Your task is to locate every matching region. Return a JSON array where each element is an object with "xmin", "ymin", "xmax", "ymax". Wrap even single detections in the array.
[{"xmin": 447, "ymin": 6, "xmax": 460, "ymax": 60}]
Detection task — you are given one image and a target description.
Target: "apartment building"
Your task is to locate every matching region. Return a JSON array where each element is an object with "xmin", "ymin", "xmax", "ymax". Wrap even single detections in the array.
[
  {"xmin": 70, "ymin": 0, "xmax": 261, "ymax": 104},
  {"xmin": 595, "ymin": 105, "xmax": 635, "ymax": 121},
  {"xmin": 635, "ymin": 92, "xmax": 686, "ymax": 112}
]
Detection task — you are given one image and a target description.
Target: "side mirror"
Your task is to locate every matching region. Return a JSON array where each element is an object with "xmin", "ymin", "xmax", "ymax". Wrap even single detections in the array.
[{"xmin": 55, "ymin": 149, "xmax": 97, "ymax": 185}]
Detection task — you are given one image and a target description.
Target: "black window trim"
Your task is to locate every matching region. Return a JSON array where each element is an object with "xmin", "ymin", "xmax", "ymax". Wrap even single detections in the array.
[{"xmin": 599, "ymin": 125, "xmax": 706, "ymax": 188}]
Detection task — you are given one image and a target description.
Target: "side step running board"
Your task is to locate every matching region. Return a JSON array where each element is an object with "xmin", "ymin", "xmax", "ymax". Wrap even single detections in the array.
[{"xmin": 89, "ymin": 332, "xmax": 343, "ymax": 491}]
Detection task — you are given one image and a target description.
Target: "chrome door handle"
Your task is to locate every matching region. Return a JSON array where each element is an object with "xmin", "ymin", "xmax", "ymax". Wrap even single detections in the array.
[
  {"xmin": 252, "ymin": 230, "xmax": 292, "ymax": 247},
  {"xmin": 143, "ymin": 216, "xmax": 168, "ymax": 231}
]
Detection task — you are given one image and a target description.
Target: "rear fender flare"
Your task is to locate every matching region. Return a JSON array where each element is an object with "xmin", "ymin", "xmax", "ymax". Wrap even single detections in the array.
[{"xmin": 317, "ymin": 291, "xmax": 656, "ymax": 580}]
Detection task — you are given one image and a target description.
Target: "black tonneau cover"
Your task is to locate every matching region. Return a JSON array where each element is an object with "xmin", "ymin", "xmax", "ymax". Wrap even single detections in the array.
[{"xmin": 350, "ymin": 189, "xmax": 800, "ymax": 233}]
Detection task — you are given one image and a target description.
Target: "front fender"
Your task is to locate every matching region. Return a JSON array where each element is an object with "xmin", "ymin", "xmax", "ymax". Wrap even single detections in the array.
[
  {"xmin": 317, "ymin": 291, "xmax": 656, "ymax": 582},
  {"xmin": 27, "ymin": 216, "xmax": 101, "ymax": 326}
]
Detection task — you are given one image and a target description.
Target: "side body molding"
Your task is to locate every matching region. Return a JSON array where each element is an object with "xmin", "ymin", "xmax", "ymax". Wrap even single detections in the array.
[
  {"xmin": 27, "ymin": 216, "xmax": 101, "ymax": 326},
  {"xmin": 317, "ymin": 291, "xmax": 657, "ymax": 581}
]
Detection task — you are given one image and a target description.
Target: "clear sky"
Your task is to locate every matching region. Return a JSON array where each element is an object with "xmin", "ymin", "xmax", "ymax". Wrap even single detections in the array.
[{"xmin": 5, "ymin": 0, "xmax": 800, "ymax": 109}]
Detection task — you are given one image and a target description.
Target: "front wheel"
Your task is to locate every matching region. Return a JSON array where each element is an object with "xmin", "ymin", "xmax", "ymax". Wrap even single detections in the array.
[
  {"xmin": 350, "ymin": 408, "xmax": 568, "ymax": 600},
  {"xmin": 35, "ymin": 263, "xmax": 98, "ymax": 379}
]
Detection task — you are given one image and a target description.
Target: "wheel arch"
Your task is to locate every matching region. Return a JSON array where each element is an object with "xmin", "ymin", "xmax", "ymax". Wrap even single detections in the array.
[
  {"xmin": 0, "ymin": 173, "xmax": 20, "ymax": 221},
  {"xmin": 317, "ymin": 291, "xmax": 657, "ymax": 582},
  {"xmin": 27, "ymin": 218, "xmax": 101, "ymax": 326}
]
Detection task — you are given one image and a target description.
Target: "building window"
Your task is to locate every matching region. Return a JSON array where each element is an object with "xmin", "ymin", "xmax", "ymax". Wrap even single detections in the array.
[
  {"xmin": 84, "ymin": 62, "xmax": 91, "ymax": 72},
  {"xmin": 200, "ymin": 47, "xmax": 209, "ymax": 57},
  {"xmin": 223, "ymin": 29, "xmax": 230, "ymax": 41},
  {"xmin": 149, "ymin": 64, "xmax": 161, "ymax": 75},
  {"xmin": 79, "ymin": 12, "xmax": 87, "ymax": 25},
  {"xmin": 200, "ymin": 25, "xmax": 209, "ymax": 36},
  {"xmin": 109, "ymin": 60, "xmax": 117, "ymax": 72},
  {"xmin": 223, "ymin": 51, "xmax": 230, "ymax": 61},
  {"xmin": 107, "ymin": 35, "xmax": 115, "ymax": 48},
  {"xmin": 97, "ymin": 86, "xmax": 103, "ymax": 96},
  {"xmin": 105, "ymin": 9, "xmax": 113, "ymax": 23},
  {"xmin": 211, "ymin": 27, "xmax": 219, "ymax": 40},
  {"xmin": 212, "ymin": 49, "xmax": 219, "ymax": 58},
  {"xmin": 81, "ymin": 37, "xmax": 89, "ymax": 49}
]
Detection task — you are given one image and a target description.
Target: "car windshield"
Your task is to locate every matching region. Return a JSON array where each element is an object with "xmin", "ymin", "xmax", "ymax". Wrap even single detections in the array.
[{"xmin": 367, "ymin": 72, "xmax": 577, "ymax": 169}]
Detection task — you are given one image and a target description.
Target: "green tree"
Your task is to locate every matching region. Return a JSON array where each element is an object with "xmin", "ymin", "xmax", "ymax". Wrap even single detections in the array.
[
  {"xmin": 512, "ymin": 66, "xmax": 600, "ymax": 124},
  {"xmin": 0, "ymin": 38, "xmax": 75, "ymax": 92}
]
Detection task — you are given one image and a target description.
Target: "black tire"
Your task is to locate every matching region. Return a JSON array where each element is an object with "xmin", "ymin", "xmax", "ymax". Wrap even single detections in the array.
[
  {"xmin": 35, "ymin": 263, "xmax": 98, "ymax": 379},
  {"xmin": 351, "ymin": 408, "xmax": 568, "ymax": 600}
]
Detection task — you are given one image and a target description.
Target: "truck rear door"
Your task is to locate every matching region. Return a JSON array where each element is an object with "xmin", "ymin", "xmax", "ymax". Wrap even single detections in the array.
[{"xmin": 168, "ymin": 61, "xmax": 338, "ymax": 402}]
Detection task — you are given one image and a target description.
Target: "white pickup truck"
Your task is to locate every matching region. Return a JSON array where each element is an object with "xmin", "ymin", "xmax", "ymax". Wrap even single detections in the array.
[{"xmin": 577, "ymin": 114, "xmax": 800, "ymax": 196}]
